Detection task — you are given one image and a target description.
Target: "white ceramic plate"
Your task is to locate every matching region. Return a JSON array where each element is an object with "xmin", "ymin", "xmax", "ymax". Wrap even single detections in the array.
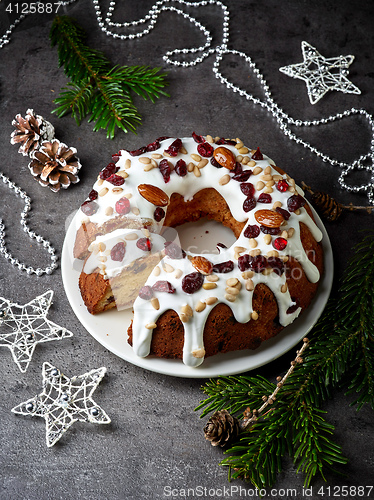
[{"xmin": 61, "ymin": 209, "xmax": 333, "ymax": 378}]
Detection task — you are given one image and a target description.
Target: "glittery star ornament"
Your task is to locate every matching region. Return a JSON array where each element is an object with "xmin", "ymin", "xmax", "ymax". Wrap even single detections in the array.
[
  {"xmin": 0, "ymin": 290, "xmax": 73, "ymax": 372},
  {"xmin": 279, "ymin": 41, "xmax": 361, "ymax": 104},
  {"xmin": 12, "ymin": 362, "xmax": 111, "ymax": 447}
]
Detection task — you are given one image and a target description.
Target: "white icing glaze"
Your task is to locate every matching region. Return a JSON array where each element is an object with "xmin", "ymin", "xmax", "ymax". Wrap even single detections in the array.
[{"xmin": 75, "ymin": 135, "xmax": 323, "ymax": 367}]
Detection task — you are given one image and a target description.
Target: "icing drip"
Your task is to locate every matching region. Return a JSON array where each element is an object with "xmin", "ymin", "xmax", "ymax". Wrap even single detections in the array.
[{"xmin": 75, "ymin": 136, "xmax": 323, "ymax": 367}]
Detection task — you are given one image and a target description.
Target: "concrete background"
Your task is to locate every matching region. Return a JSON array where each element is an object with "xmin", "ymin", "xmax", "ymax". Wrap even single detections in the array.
[{"xmin": 0, "ymin": 0, "xmax": 373, "ymax": 498}]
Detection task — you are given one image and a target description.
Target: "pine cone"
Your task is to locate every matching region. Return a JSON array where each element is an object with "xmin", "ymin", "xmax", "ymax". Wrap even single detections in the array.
[
  {"xmin": 28, "ymin": 139, "xmax": 81, "ymax": 192},
  {"xmin": 10, "ymin": 109, "xmax": 55, "ymax": 156},
  {"xmin": 203, "ymin": 410, "xmax": 240, "ymax": 448}
]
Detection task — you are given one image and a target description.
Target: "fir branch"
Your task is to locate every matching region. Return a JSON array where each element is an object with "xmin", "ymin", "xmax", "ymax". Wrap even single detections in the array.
[
  {"xmin": 50, "ymin": 16, "xmax": 169, "ymax": 138},
  {"xmin": 197, "ymin": 231, "xmax": 374, "ymax": 488}
]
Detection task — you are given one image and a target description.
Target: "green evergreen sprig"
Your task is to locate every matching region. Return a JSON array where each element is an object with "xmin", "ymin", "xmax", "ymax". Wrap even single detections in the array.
[
  {"xmin": 49, "ymin": 16, "xmax": 169, "ymax": 138},
  {"xmin": 196, "ymin": 231, "xmax": 374, "ymax": 488}
]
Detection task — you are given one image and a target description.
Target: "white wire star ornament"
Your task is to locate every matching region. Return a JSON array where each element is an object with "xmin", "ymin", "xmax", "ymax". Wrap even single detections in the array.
[
  {"xmin": 12, "ymin": 362, "xmax": 111, "ymax": 447},
  {"xmin": 279, "ymin": 41, "xmax": 361, "ymax": 104},
  {"xmin": 0, "ymin": 290, "xmax": 73, "ymax": 372}
]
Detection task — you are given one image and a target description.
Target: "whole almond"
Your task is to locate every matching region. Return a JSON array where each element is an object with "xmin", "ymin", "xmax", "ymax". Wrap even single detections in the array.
[
  {"xmin": 190, "ymin": 255, "xmax": 213, "ymax": 275},
  {"xmin": 138, "ymin": 184, "xmax": 169, "ymax": 207},
  {"xmin": 213, "ymin": 146, "xmax": 236, "ymax": 170},
  {"xmin": 254, "ymin": 209, "xmax": 284, "ymax": 228}
]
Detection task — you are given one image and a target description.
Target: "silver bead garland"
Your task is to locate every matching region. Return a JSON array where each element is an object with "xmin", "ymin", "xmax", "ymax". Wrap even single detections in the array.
[
  {"xmin": 0, "ymin": 172, "xmax": 58, "ymax": 276},
  {"xmin": 1, "ymin": 0, "xmax": 373, "ymax": 205}
]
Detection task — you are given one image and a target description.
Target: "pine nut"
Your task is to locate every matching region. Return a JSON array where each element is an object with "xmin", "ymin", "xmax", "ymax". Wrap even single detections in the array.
[
  {"xmin": 146, "ymin": 322, "xmax": 157, "ymax": 329},
  {"xmin": 226, "ymin": 277, "xmax": 239, "ymax": 287},
  {"xmin": 139, "ymin": 157, "xmax": 151, "ymax": 164},
  {"xmin": 219, "ymin": 174, "xmax": 231, "ymax": 185},
  {"xmin": 203, "ymin": 282, "xmax": 217, "ymax": 290},
  {"xmin": 253, "ymin": 166, "xmax": 263, "ymax": 175},
  {"xmin": 191, "ymin": 153, "xmax": 201, "ymax": 162},
  {"xmin": 246, "ymin": 279, "xmax": 254, "ymax": 291},
  {"xmin": 225, "ymin": 293, "xmax": 237, "ymax": 302},
  {"xmin": 251, "ymin": 311, "xmax": 259, "ymax": 320},
  {"xmin": 195, "ymin": 301, "xmax": 206, "ymax": 312},
  {"xmin": 205, "ymin": 296, "xmax": 218, "ymax": 305},
  {"xmin": 263, "ymin": 234, "xmax": 272, "ymax": 245},
  {"xmin": 125, "ymin": 233, "xmax": 138, "ymax": 241},
  {"xmin": 151, "ymin": 298, "xmax": 160, "ymax": 310},
  {"xmin": 206, "ymin": 274, "xmax": 219, "ymax": 282},
  {"xmin": 256, "ymin": 181, "xmax": 265, "ymax": 191},
  {"xmin": 99, "ymin": 187, "xmax": 109, "ymax": 196},
  {"xmin": 198, "ymin": 159, "xmax": 208, "ymax": 168}
]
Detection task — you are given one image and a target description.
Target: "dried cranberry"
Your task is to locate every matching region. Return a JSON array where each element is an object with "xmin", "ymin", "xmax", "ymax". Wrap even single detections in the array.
[
  {"xmin": 139, "ymin": 285, "xmax": 154, "ymax": 300},
  {"xmin": 267, "ymin": 257, "xmax": 285, "ymax": 276},
  {"xmin": 276, "ymin": 179, "xmax": 289, "ymax": 192},
  {"xmin": 192, "ymin": 131, "xmax": 204, "ymax": 143},
  {"xmin": 249, "ymin": 254, "xmax": 267, "ymax": 273},
  {"xmin": 181, "ymin": 272, "xmax": 204, "ymax": 294},
  {"xmin": 197, "ymin": 142, "xmax": 214, "ymax": 157},
  {"xmin": 81, "ymin": 200, "xmax": 99, "ymax": 216},
  {"xmin": 243, "ymin": 197, "xmax": 256, "ymax": 212},
  {"xmin": 210, "ymin": 157, "xmax": 223, "ymax": 168},
  {"xmin": 216, "ymin": 138, "xmax": 237, "ymax": 146},
  {"xmin": 233, "ymin": 170, "xmax": 252, "ymax": 182},
  {"xmin": 244, "ymin": 224, "xmax": 260, "ymax": 238},
  {"xmin": 287, "ymin": 299, "xmax": 300, "ymax": 314},
  {"xmin": 239, "ymin": 254, "xmax": 267, "ymax": 272},
  {"xmin": 146, "ymin": 140, "xmax": 160, "ymax": 152},
  {"xmin": 129, "ymin": 147, "xmax": 147, "ymax": 156},
  {"xmin": 154, "ymin": 207, "xmax": 165, "ymax": 222},
  {"xmin": 164, "ymin": 241, "xmax": 186, "ymax": 259},
  {"xmin": 152, "ymin": 281, "xmax": 176, "ymax": 293},
  {"xmin": 175, "ymin": 159, "xmax": 187, "ymax": 177},
  {"xmin": 88, "ymin": 189, "xmax": 98, "ymax": 201},
  {"xmin": 136, "ymin": 237, "xmax": 152, "ymax": 251},
  {"xmin": 258, "ymin": 193, "xmax": 272, "ymax": 203},
  {"xmin": 106, "ymin": 174, "xmax": 125, "ymax": 186},
  {"xmin": 165, "ymin": 138, "xmax": 182, "ymax": 157},
  {"xmin": 287, "ymin": 194, "xmax": 306, "ymax": 212},
  {"xmin": 238, "ymin": 254, "xmax": 251, "ymax": 272},
  {"xmin": 159, "ymin": 158, "xmax": 171, "ymax": 183},
  {"xmin": 115, "ymin": 197, "xmax": 131, "ymax": 215},
  {"xmin": 112, "ymin": 153, "xmax": 121, "ymax": 163},
  {"xmin": 273, "ymin": 237, "xmax": 287, "ymax": 251},
  {"xmin": 110, "ymin": 241, "xmax": 126, "ymax": 262},
  {"xmin": 233, "ymin": 162, "xmax": 243, "ymax": 175},
  {"xmin": 240, "ymin": 182, "xmax": 255, "ymax": 197},
  {"xmin": 99, "ymin": 162, "xmax": 119, "ymax": 180},
  {"xmin": 276, "ymin": 207, "xmax": 291, "ymax": 220},
  {"xmin": 212, "ymin": 260, "xmax": 234, "ymax": 273},
  {"xmin": 260, "ymin": 225, "xmax": 280, "ymax": 235},
  {"xmin": 252, "ymin": 147, "xmax": 263, "ymax": 160}
]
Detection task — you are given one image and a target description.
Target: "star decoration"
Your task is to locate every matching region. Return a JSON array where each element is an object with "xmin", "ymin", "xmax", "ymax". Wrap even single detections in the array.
[
  {"xmin": 12, "ymin": 362, "xmax": 111, "ymax": 447},
  {"xmin": 279, "ymin": 41, "xmax": 361, "ymax": 104},
  {"xmin": 0, "ymin": 290, "xmax": 73, "ymax": 372}
]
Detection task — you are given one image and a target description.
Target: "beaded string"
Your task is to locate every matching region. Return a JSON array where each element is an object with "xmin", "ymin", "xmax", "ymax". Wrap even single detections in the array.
[
  {"xmin": 92, "ymin": 0, "xmax": 374, "ymax": 204},
  {"xmin": 0, "ymin": 173, "xmax": 58, "ymax": 276}
]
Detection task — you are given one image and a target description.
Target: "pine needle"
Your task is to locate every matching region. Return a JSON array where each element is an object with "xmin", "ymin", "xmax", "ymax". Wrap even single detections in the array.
[
  {"xmin": 196, "ymin": 230, "xmax": 374, "ymax": 488},
  {"xmin": 50, "ymin": 16, "xmax": 169, "ymax": 139}
]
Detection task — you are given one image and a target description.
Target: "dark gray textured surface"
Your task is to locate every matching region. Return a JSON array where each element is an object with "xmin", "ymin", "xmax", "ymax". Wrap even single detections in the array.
[{"xmin": 0, "ymin": 1, "xmax": 373, "ymax": 499}]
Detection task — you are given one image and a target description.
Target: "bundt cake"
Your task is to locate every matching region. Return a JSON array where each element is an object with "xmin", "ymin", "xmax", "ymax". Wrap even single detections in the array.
[{"xmin": 73, "ymin": 134, "xmax": 323, "ymax": 367}]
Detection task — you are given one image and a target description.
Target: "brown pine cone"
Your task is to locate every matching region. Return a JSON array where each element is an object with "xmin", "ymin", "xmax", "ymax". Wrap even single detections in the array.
[
  {"xmin": 10, "ymin": 109, "xmax": 55, "ymax": 156},
  {"xmin": 28, "ymin": 139, "xmax": 81, "ymax": 192},
  {"xmin": 203, "ymin": 410, "xmax": 240, "ymax": 448}
]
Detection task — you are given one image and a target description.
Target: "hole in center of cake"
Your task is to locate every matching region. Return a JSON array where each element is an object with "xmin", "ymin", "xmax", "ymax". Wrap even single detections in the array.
[{"xmin": 176, "ymin": 217, "xmax": 237, "ymax": 255}]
